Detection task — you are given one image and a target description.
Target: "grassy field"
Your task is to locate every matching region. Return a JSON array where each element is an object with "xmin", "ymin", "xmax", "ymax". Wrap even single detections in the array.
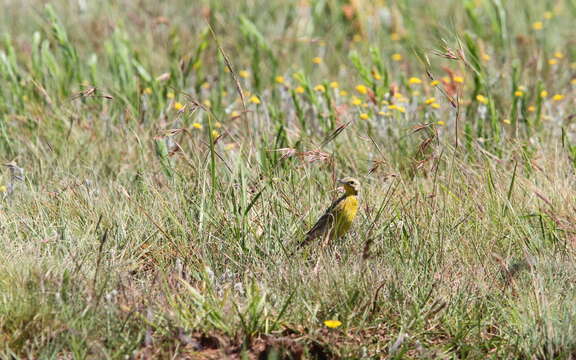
[{"xmin": 1, "ymin": 0, "xmax": 576, "ymax": 358}]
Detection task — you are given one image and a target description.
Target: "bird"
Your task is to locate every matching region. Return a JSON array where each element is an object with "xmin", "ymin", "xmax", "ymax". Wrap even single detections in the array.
[{"xmin": 298, "ymin": 177, "xmax": 360, "ymax": 249}]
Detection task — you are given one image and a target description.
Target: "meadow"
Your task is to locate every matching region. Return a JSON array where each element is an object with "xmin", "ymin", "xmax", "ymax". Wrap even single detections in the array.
[{"xmin": 1, "ymin": 0, "xmax": 576, "ymax": 358}]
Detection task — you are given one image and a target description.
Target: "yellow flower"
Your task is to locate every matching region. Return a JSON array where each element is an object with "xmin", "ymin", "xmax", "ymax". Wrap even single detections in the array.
[
  {"xmin": 430, "ymin": 80, "xmax": 440, "ymax": 86},
  {"xmin": 167, "ymin": 91, "xmax": 175, "ymax": 99},
  {"xmin": 330, "ymin": 81, "xmax": 339, "ymax": 89},
  {"xmin": 239, "ymin": 70, "xmax": 250, "ymax": 78},
  {"xmin": 442, "ymin": 76, "xmax": 451, "ymax": 83},
  {"xmin": 312, "ymin": 57, "xmax": 322, "ymax": 64},
  {"xmin": 214, "ymin": 122, "xmax": 222, "ymax": 128},
  {"xmin": 249, "ymin": 95, "xmax": 261, "ymax": 104},
  {"xmin": 552, "ymin": 94, "xmax": 565, "ymax": 101},
  {"xmin": 174, "ymin": 102, "xmax": 185, "ymax": 110},
  {"xmin": 572, "ymin": 79, "xmax": 576, "ymax": 85},
  {"xmin": 352, "ymin": 34, "xmax": 362, "ymax": 42},
  {"xmin": 339, "ymin": 90, "xmax": 348, "ymax": 97},
  {"xmin": 373, "ymin": 72, "xmax": 382, "ymax": 80},
  {"xmin": 540, "ymin": 90, "xmax": 548, "ymax": 98},
  {"xmin": 453, "ymin": 76, "xmax": 464, "ymax": 83},
  {"xmin": 230, "ymin": 111, "xmax": 240, "ymax": 118},
  {"xmin": 437, "ymin": 120, "xmax": 445, "ymax": 125},
  {"xmin": 0, "ymin": 185, "xmax": 6, "ymax": 193},
  {"xmin": 532, "ymin": 21, "xmax": 543, "ymax": 31},
  {"xmin": 314, "ymin": 84, "xmax": 326, "ymax": 93},
  {"xmin": 431, "ymin": 103, "xmax": 441, "ymax": 109},
  {"xmin": 144, "ymin": 87, "xmax": 153, "ymax": 95},
  {"xmin": 476, "ymin": 94, "xmax": 489, "ymax": 104},
  {"xmin": 275, "ymin": 75, "xmax": 285, "ymax": 84},
  {"xmin": 408, "ymin": 77, "xmax": 422, "ymax": 85},
  {"xmin": 391, "ymin": 53, "xmax": 403, "ymax": 62},
  {"xmin": 543, "ymin": 11, "xmax": 554, "ymax": 19},
  {"xmin": 389, "ymin": 104, "xmax": 406, "ymax": 113},
  {"xmin": 425, "ymin": 97, "xmax": 436, "ymax": 105},
  {"xmin": 201, "ymin": 82, "xmax": 211, "ymax": 89},
  {"xmin": 202, "ymin": 99, "xmax": 211, "ymax": 108},
  {"xmin": 554, "ymin": 51, "xmax": 564, "ymax": 59},
  {"xmin": 355, "ymin": 84, "xmax": 368, "ymax": 94},
  {"xmin": 295, "ymin": 86, "xmax": 305, "ymax": 94},
  {"xmin": 390, "ymin": 32, "xmax": 401, "ymax": 41},
  {"xmin": 514, "ymin": 90, "xmax": 524, "ymax": 97},
  {"xmin": 359, "ymin": 113, "xmax": 369, "ymax": 120},
  {"xmin": 192, "ymin": 123, "xmax": 203, "ymax": 130},
  {"xmin": 482, "ymin": 53, "xmax": 491, "ymax": 61},
  {"xmin": 324, "ymin": 320, "xmax": 342, "ymax": 329},
  {"xmin": 211, "ymin": 130, "xmax": 220, "ymax": 138},
  {"xmin": 351, "ymin": 96, "xmax": 362, "ymax": 105},
  {"xmin": 503, "ymin": 119, "xmax": 511, "ymax": 124},
  {"xmin": 528, "ymin": 105, "xmax": 536, "ymax": 112},
  {"xmin": 378, "ymin": 111, "xmax": 389, "ymax": 116},
  {"xmin": 548, "ymin": 59, "xmax": 558, "ymax": 65}
]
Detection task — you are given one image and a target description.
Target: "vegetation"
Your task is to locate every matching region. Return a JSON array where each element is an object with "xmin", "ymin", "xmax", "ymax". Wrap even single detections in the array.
[{"xmin": 1, "ymin": 0, "xmax": 575, "ymax": 358}]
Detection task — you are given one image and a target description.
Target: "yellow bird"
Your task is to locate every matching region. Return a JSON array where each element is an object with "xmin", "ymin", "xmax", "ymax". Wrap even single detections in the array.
[{"xmin": 298, "ymin": 177, "xmax": 360, "ymax": 248}]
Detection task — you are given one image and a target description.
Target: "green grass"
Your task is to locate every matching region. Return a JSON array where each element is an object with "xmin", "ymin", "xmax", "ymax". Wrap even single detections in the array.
[{"xmin": 1, "ymin": 0, "xmax": 576, "ymax": 358}]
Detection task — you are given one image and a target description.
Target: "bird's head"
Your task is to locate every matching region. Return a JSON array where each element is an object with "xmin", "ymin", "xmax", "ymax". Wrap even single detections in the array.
[{"xmin": 338, "ymin": 177, "xmax": 360, "ymax": 195}]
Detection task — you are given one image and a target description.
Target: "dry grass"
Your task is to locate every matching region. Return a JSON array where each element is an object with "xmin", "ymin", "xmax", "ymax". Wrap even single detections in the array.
[{"xmin": 1, "ymin": 0, "xmax": 576, "ymax": 358}]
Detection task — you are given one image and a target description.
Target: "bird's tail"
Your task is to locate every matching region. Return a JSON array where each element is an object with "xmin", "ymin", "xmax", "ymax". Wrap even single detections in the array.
[
  {"xmin": 296, "ymin": 232, "xmax": 315, "ymax": 249},
  {"xmin": 287, "ymin": 232, "xmax": 316, "ymax": 257}
]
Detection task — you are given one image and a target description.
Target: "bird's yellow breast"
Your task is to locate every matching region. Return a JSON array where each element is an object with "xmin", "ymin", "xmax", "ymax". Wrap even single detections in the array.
[{"xmin": 333, "ymin": 195, "xmax": 359, "ymax": 238}]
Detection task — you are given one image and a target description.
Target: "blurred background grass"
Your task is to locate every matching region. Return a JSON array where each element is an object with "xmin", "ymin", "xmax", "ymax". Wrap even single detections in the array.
[{"xmin": 0, "ymin": 0, "xmax": 575, "ymax": 358}]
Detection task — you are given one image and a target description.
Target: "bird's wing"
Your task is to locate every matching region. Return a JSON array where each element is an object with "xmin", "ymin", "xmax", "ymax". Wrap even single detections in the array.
[{"xmin": 298, "ymin": 195, "xmax": 345, "ymax": 248}]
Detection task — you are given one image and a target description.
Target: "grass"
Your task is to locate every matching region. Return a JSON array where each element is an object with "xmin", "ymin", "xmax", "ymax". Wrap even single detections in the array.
[{"xmin": 1, "ymin": 0, "xmax": 576, "ymax": 358}]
